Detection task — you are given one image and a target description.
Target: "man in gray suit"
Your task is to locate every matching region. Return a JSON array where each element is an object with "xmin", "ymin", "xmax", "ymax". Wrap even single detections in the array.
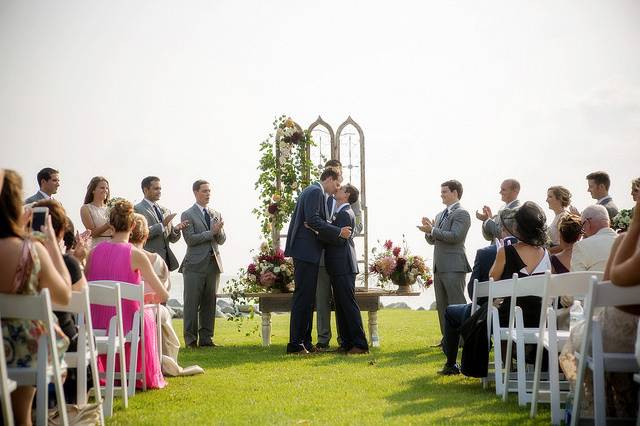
[
  {"xmin": 24, "ymin": 167, "xmax": 60, "ymax": 205},
  {"xmin": 475, "ymin": 179, "xmax": 521, "ymax": 243},
  {"xmin": 134, "ymin": 176, "xmax": 188, "ymax": 271},
  {"xmin": 419, "ymin": 179, "xmax": 472, "ymax": 344},
  {"xmin": 586, "ymin": 171, "xmax": 618, "ymax": 221},
  {"xmin": 179, "ymin": 179, "xmax": 226, "ymax": 348}
]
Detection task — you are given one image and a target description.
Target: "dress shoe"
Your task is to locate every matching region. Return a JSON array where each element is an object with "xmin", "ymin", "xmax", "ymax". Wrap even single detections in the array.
[
  {"xmin": 286, "ymin": 348, "xmax": 310, "ymax": 356},
  {"xmin": 199, "ymin": 342, "xmax": 222, "ymax": 348},
  {"xmin": 316, "ymin": 342, "xmax": 330, "ymax": 351},
  {"xmin": 346, "ymin": 347, "xmax": 369, "ymax": 355},
  {"xmin": 186, "ymin": 342, "xmax": 197, "ymax": 349},
  {"xmin": 438, "ymin": 364, "xmax": 460, "ymax": 376}
]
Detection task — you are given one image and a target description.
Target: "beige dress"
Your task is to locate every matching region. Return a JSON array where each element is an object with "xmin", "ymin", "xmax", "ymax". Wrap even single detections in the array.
[
  {"xmin": 84, "ymin": 204, "xmax": 112, "ymax": 248},
  {"xmin": 146, "ymin": 253, "xmax": 203, "ymax": 377}
]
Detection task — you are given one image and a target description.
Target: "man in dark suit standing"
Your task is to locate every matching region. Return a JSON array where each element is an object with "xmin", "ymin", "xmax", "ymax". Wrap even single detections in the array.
[
  {"xmin": 285, "ymin": 169, "xmax": 352, "ymax": 354},
  {"xmin": 134, "ymin": 176, "xmax": 188, "ymax": 271},
  {"xmin": 419, "ymin": 180, "xmax": 472, "ymax": 346},
  {"xmin": 319, "ymin": 184, "xmax": 369, "ymax": 354},
  {"xmin": 24, "ymin": 167, "xmax": 60, "ymax": 205}
]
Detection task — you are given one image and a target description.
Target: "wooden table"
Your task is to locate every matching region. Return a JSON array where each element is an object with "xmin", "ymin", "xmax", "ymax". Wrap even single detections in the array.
[{"xmin": 233, "ymin": 290, "xmax": 420, "ymax": 347}]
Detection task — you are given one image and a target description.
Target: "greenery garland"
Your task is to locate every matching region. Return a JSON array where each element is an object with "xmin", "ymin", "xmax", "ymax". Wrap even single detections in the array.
[{"xmin": 252, "ymin": 115, "xmax": 319, "ymax": 244}]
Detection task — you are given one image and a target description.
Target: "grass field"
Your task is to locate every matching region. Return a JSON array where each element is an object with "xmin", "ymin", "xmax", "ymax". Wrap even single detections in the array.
[{"xmin": 106, "ymin": 310, "xmax": 550, "ymax": 425}]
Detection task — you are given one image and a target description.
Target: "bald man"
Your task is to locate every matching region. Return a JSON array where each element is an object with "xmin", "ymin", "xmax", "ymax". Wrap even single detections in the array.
[{"xmin": 476, "ymin": 179, "xmax": 521, "ymax": 243}]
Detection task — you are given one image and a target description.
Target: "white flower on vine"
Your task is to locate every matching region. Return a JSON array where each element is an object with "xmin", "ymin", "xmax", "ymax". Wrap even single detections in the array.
[{"xmin": 273, "ymin": 266, "xmax": 281, "ymax": 273}]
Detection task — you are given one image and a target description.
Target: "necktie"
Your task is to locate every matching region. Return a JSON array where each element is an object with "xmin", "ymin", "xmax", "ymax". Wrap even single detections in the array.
[
  {"xmin": 326, "ymin": 196, "xmax": 334, "ymax": 220},
  {"xmin": 438, "ymin": 209, "xmax": 449, "ymax": 228},
  {"xmin": 203, "ymin": 209, "xmax": 211, "ymax": 230},
  {"xmin": 153, "ymin": 204, "xmax": 164, "ymax": 223}
]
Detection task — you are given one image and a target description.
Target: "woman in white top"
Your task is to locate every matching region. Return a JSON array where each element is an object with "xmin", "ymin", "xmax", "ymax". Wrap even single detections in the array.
[
  {"xmin": 80, "ymin": 176, "xmax": 113, "ymax": 248},
  {"xmin": 545, "ymin": 185, "xmax": 576, "ymax": 253}
]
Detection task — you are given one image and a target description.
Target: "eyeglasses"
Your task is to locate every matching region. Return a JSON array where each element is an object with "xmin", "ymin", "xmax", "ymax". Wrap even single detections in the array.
[{"xmin": 580, "ymin": 217, "xmax": 592, "ymax": 232}]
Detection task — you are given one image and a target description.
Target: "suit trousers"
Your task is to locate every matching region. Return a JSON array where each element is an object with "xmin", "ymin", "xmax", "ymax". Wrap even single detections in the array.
[
  {"xmin": 182, "ymin": 257, "xmax": 220, "ymax": 346},
  {"xmin": 433, "ymin": 271, "xmax": 467, "ymax": 337},
  {"xmin": 315, "ymin": 264, "xmax": 333, "ymax": 345},
  {"xmin": 443, "ymin": 303, "xmax": 472, "ymax": 366},
  {"xmin": 288, "ymin": 259, "xmax": 319, "ymax": 352},
  {"xmin": 331, "ymin": 273, "xmax": 368, "ymax": 350}
]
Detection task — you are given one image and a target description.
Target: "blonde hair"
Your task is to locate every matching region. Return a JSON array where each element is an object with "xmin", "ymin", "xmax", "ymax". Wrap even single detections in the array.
[
  {"xmin": 548, "ymin": 185, "xmax": 572, "ymax": 208},
  {"xmin": 129, "ymin": 213, "xmax": 149, "ymax": 244}
]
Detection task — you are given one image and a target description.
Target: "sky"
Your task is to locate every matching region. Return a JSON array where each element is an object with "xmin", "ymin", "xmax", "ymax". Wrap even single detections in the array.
[{"xmin": 1, "ymin": 0, "xmax": 639, "ymax": 289}]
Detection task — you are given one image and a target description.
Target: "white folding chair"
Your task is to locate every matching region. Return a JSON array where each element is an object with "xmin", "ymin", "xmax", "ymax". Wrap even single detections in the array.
[
  {"xmin": 91, "ymin": 280, "xmax": 146, "ymax": 397},
  {"xmin": 529, "ymin": 271, "xmax": 603, "ymax": 424},
  {"xmin": 0, "ymin": 289, "xmax": 68, "ymax": 426},
  {"xmin": 52, "ymin": 287, "xmax": 105, "ymax": 425},
  {"xmin": 502, "ymin": 272, "xmax": 551, "ymax": 405},
  {"xmin": 571, "ymin": 279, "xmax": 640, "ymax": 425},
  {"xmin": 88, "ymin": 282, "xmax": 128, "ymax": 417},
  {"xmin": 470, "ymin": 278, "xmax": 492, "ymax": 389},
  {"xmin": 0, "ymin": 311, "xmax": 16, "ymax": 426},
  {"xmin": 488, "ymin": 274, "xmax": 517, "ymax": 396}
]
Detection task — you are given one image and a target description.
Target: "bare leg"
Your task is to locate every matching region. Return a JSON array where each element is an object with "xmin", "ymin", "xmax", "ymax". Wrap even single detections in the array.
[{"xmin": 12, "ymin": 386, "xmax": 35, "ymax": 426}]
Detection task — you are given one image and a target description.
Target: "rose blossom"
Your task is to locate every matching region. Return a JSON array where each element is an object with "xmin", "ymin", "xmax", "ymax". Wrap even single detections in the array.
[
  {"xmin": 259, "ymin": 271, "xmax": 277, "ymax": 287},
  {"xmin": 392, "ymin": 247, "xmax": 401, "ymax": 257},
  {"xmin": 268, "ymin": 203, "xmax": 278, "ymax": 215},
  {"xmin": 384, "ymin": 240, "xmax": 393, "ymax": 250}
]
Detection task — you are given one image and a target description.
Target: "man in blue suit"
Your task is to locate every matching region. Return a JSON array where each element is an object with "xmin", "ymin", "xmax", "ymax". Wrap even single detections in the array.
[
  {"xmin": 319, "ymin": 184, "xmax": 369, "ymax": 354},
  {"xmin": 439, "ymin": 234, "xmax": 517, "ymax": 375},
  {"xmin": 285, "ymin": 168, "xmax": 352, "ymax": 354}
]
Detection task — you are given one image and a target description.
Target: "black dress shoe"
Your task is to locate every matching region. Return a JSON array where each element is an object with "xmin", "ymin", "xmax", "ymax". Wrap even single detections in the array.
[
  {"xmin": 286, "ymin": 348, "xmax": 310, "ymax": 356},
  {"xmin": 186, "ymin": 342, "xmax": 197, "ymax": 349},
  {"xmin": 199, "ymin": 342, "xmax": 222, "ymax": 348},
  {"xmin": 438, "ymin": 364, "xmax": 460, "ymax": 376}
]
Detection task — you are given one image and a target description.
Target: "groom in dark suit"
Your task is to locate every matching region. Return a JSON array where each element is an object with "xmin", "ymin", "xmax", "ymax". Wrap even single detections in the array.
[
  {"xmin": 285, "ymin": 168, "xmax": 352, "ymax": 354},
  {"xmin": 319, "ymin": 184, "xmax": 369, "ymax": 354}
]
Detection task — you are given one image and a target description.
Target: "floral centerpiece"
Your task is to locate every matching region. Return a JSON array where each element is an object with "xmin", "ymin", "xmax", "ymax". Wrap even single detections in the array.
[
  {"xmin": 246, "ymin": 243, "xmax": 295, "ymax": 293},
  {"xmin": 612, "ymin": 209, "xmax": 633, "ymax": 233},
  {"xmin": 369, "ymin": 239, "xmax": 433, "ymax": 293}
]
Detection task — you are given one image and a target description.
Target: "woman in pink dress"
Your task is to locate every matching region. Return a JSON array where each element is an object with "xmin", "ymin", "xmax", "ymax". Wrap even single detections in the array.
[{"xmin": 85, "ymin": 199, "xmax": 169, "ymax": 389}]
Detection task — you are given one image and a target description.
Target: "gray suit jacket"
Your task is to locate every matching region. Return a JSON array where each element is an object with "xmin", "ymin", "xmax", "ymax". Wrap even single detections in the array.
[
  {"xmin": 425, "ymin": 203, "xmax": 472, "ymax": 273},
  {"xmin": 598, "ymin": 196, "xmax": 619, "ymax": 221},
  {"xmin": 482, "ymin": 199, "xmax": 521, "ymax": 242},
  {"xmin": 179, "ymin": 204, "xmax": 226, "ymax": 273},
  {"xmin": 134, "ymin": 201, "xmax": 181, "ymax": 271},
  {"xmin": 24, "ymin": 191, "xmax": 47, "ymax": 205}
]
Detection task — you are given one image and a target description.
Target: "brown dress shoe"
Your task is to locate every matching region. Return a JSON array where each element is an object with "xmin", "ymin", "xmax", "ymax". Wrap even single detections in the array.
[
  {"xmin": 346, "ymin": 347, "xmax": 369, "ymax": 355},
  {"xmin": 287, "ymin": 348, "xmax": 310, "ymax": 356}
]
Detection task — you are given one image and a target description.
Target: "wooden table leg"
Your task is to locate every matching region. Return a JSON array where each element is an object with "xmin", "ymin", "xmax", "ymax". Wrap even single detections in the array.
[
  {"xmin": 261, "ymin": 312, "xmax": 272, "ymax": 346},
  {"xmin": 368, "ymin": 310, "xmax": 380, "ymax": 347}
]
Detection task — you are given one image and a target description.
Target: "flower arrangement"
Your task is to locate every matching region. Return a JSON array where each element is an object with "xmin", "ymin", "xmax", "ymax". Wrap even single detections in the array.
[
  {"xmin": 253, "ymin": 115, "xmax": 319, "ymax": 243},
  {"xmin": 369, "ymin": 239, "xmax": 433, "ymax": 290},
  {"xmin": 106, "ymin": 196, "xmax": 127, "ymax": 210},
  {"xmin": 612, "ymin": 209, "xmax": 633, "ymax": 232},
  {"xmin": 246, "ymin": 243, "xmax": 295, "ymax": 292}
]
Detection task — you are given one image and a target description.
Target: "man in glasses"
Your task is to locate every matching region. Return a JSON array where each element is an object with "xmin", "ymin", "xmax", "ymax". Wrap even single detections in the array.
[{"xmin": 571, "ymin": 205, "xmax": 617, "ymax": 272}]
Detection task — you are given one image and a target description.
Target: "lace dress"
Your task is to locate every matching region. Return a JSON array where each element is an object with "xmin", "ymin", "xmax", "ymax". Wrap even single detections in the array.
[
  {"xmin": 84, "ymin": 203, "xmax": 113, "ymax": 248},
  {"xmin": 2, "ymin": 239, "xmax": 69, "ymax": 368}
]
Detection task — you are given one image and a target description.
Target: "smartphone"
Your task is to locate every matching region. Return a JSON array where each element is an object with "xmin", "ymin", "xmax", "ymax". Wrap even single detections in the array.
[{"xmin": 31, "ymin": 206, "xmax": 49, "ymax": 232}]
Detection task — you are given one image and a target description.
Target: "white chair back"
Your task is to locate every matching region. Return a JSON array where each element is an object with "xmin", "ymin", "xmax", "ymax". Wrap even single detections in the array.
[
  {"xmin": 471, "ymin": 278, "xmax": 490, "ymax": 315},
  {"xmin": 90, "ymin": 280, "xmax": 146, "ymax": 395},
  {"xmin": 0, "ymin": 289, "xmax": 68, "ymax": 426},
  {"xmin": 88, "ymin": 282, "xmax": 128, "ymax": 416},
  {"xmin": 571, "ymin": 279, "xmax": 640, "ymax": 425}
]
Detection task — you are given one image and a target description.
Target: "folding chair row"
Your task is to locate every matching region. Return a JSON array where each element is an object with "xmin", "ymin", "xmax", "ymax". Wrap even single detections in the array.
[{"xmin": 0, "ymin": 311, "xmax": 16, "ymax": 426}]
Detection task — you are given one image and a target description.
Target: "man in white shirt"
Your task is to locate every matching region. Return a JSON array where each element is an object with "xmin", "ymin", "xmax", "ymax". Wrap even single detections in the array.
[
  {"xmin": 24, "ymin": 167, "xmax": 60, "ymax": 204},
  {"xmin": 475, "ymin": 179, "xmax": 521, "ymax": 243},
  {"xmin": 571, "ymin": 205, "xmax": 617, "ymax": 271}
]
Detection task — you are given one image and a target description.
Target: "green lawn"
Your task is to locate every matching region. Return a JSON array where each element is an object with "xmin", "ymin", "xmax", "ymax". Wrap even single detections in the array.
[{"xmin": 106, "ymin": 310, "xmax": 550, "ymax": 425}]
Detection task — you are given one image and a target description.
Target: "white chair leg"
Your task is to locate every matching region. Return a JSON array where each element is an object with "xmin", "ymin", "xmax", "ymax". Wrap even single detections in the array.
[
  {"xmin": 516, "ymin": 334, "xmax": 527, "ymax": 405},
  {"xmin": 104, "ymin": 336, "xmax": 116, "ymax": 417},
  {"xmin": 36, "ymin": 336, "xmax": 47, "ymax": 426},
  {"xmin": 118, "ymin": 335, "xmax": 128, "ymax": 409},
  {"xmin": 592, "ymin": 321, "xmax": 606, "ymax": 425}
]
